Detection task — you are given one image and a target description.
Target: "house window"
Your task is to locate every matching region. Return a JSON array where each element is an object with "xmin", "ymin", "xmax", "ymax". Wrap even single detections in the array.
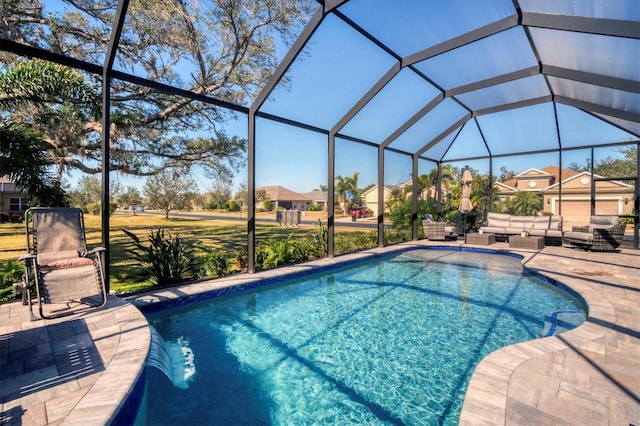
[{"xmin": 9, "ymin": 198, "xmax": 28, "ymax": 212}]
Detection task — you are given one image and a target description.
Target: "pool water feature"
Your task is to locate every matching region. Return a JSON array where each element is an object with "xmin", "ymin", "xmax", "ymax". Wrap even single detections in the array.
[{"xmin": 135, "ymin": 249, "xmax": 586, "ymax": 425}]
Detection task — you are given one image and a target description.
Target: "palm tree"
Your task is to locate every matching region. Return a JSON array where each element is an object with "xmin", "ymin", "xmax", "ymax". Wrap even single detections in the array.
[
  {"xmin": 334, "ymin": 175, "xmax": 349, "ymax": 213},
  {"xmin": 0, "ymin": 60, "xmax": 100, "ymax": 208},
  {"xmin": 507, "ymin": 191, "xmax": 542, "ymax": 216},
  {"xmin": 415, "ymin": 166, "xmax": 456, "ymax": 201},
  {"xmin": 346, "ymin": 172, "xmax": 360, "ymax": 206},
  {"xmin": 0, "ymin": 122, "xmax": 69, "ymax": 207},
  {"xmin": 385, "ymin": 187, "xmax": 404, "ymax": 212}
]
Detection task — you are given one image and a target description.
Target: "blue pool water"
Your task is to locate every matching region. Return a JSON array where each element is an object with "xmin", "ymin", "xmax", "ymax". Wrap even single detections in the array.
[{"xmin": 134, "ymin": 249, "xmax": 586, "ymax": 425}]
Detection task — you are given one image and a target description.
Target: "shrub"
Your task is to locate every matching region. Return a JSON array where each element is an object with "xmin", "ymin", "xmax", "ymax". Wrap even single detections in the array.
[
  {"xmin": 0, "ymin": 260, "xmax": 23, "ymax": 302},
  {"xmin": 262, "ymin": 235, "xmax": 294, "ymax": 269},
  {"xmin": 255, "ymin": 243, "xmax": 269, "ymax": 270},
  {"xmin": 200, "ymin": 251, "xmax": 229, "ymax": 278},
  {"xmin": 384, "ymin": 228, "xmax": 409, "ymax": 245},
  {"xmin": 234, "ymin": 247, "xmax": 248, "ymax": 272},
  {"xmin": 123, "ymin": 227, "xmax": 200, "ymax": 286},
  {"xmin": 334, "ymin": 231, "xmax": 377, "ymax": 255},
  {"xmin": 290, "ymin": 238, "xmax": 313, "ymax": 263},
  {"xmin": 87, "ymin": 203, "xmax": 101, "ymax": 215},
  {"xmin": 310, "ymin": 219, "xmax": 327, "ymax": 257}
]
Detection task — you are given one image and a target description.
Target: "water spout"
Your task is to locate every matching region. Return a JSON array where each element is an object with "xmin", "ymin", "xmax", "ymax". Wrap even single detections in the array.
[{"xmin": 147, "ymin": 325, "xmax": 196, "ymax": 389}]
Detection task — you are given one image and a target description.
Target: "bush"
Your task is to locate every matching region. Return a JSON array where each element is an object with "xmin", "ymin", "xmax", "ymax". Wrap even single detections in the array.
[
  {"xmin": 290, "ymin": 238, "xmax": 313, "ymax": 263},
  {"xmin": 228, "ymin": 200, "xmax": 241, "ymax": 212},
  {"xmin": 234, "ymin": 247, "xmax": 248, "ymax": 271},
  {"xmin": 262, "ymin": 235, "xmax": 294, "ymax": 269},
  {"xmin": 0, "ymin": 260, "xmax": 23, "ymax": 302},
  {"xmin": 87, "ymin": 202, "xmax": 101, "ymax": 215},
  {"xmin": 384, "ymin": 228, "xmax": 409, "ymax": 245},
  {"xmin": 123, "ymin": 227, "xmax": 200, "ymax": 286},
  {"xmin": 310, "ymin": 219, "xmax": 327, "ymax": 257},
  {"xmin": 334, "ymin": 231, "xmax": 377, "ymax": 255},
  {"xmin": 199, "ymin": 251, "xmax": 229, "ymax": 278}
]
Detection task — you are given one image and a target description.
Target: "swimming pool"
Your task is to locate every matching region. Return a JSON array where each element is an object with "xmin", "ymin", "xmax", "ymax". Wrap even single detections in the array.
[{"xmin": 134, "ymin": 249, "xmax": 586, "ymax": 425}]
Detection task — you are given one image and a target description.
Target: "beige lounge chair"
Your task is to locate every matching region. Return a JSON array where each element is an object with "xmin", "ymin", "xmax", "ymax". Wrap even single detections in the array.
[
  {"xmin": 19, "ymin": 207, "xmax": 107, "ymax": 318},
  {"xmin": 563, "ymin": 215, "xmax": 627, "ymax": 251}
]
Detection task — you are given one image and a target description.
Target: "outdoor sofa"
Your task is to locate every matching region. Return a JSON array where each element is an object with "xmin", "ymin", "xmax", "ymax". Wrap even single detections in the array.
[
  {"xmin": 563, "ymin": 215, "xmax": 627, "ymax": 251},
  {"xmin": 479, "ymin": 212, "xmax": 564, "ymax": 246}
]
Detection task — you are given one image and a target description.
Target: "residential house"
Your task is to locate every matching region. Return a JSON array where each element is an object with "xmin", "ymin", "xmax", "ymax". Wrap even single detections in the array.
[
  {"xmin": 0, "ymin": 175, "xmax": 29, "ymax": 221},
  {"xmin": 259, "ymin": 186, "xmax": 326, "ymax": 211},
  {"xmin": 360, "ymin": 184, "xmax": 404, "ymax": 217},
  {"xmin": 494, "ymin": 166, "xmax": 634, "ymax": 229},
  {"xmin": 301, "ymin": 190, "xmax": 328, "ymax": 211}
]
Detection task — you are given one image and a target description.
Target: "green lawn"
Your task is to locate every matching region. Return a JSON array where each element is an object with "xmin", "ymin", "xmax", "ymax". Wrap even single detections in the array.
[{"xmin": 0, "ymin": 211, "xmax": 372, "ymax": 295}]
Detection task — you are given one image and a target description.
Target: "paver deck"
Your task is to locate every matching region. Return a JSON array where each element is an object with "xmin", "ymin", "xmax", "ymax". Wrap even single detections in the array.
[{"xmin": 1, "ymin": 241, "xmax": 638, "ymax": 425}]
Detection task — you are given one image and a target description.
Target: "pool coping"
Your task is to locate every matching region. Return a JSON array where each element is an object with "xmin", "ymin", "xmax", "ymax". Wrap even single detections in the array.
[
  {"xmin": 0, "ymin": 295, "xmax": 150, "ymax": 426},
  {"xmin": 458, "ymin": 254, "xmax": 618, "ymax": 424}
]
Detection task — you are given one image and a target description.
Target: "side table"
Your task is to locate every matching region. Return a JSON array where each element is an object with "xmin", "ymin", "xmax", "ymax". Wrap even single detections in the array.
[
  {"xmin": 509, "ymin": 235, "xmax": 544, "ymax": 250},
  {"xmin": 465, "ymin": 233, "xmax": 495, "ymax": 245}
]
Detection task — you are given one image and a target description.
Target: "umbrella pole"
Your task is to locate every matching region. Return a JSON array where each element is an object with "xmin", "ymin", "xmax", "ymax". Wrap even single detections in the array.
[{"xmin": 462, "ymin": 213, "xmax": 466, "ymax": 236}]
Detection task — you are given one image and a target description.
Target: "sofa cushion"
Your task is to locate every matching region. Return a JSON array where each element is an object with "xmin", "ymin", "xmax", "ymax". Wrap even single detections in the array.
[
  {"xmin": 480, "ymin": 226, "xmax": 507, "ymax": 234},
  {"xmin": 549, "ymin": 215, "xmax": 563, "ymax": 231},
  {"xmin": 505, "ymin": 227, "xmax": 528, "ymax": 234},
  {"xmin": 487, "ymin": 212, "xmax": 511, "ymax": 228},
  {"xmin": 509, "ymin": 216, "xmax": 533, "ymax": 229},
  {"xmin": 532, "ymin": 216, "xmax": 551, "ymax": 229},
  {"xmin": 546, "ymin": 230, "xmax": 563, "ymax": 237},
  {"xmin": 587, "ymin": 215, "xmax": 618, "ymax": 232},
  {"xmin": 528, "ymin": 229, "xmax": 563, "ymax": 238},
  {"xmin": 564, "ymin": 231, "xmax": 593, "ymax": 242}
]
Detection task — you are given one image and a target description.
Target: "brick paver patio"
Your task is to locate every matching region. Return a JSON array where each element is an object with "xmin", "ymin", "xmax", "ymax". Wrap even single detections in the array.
[{"xmin": 1, "ymin": 242, "xmax": 638, "ymax": 424}]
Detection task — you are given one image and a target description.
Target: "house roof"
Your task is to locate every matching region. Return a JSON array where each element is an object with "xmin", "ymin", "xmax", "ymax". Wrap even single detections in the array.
[
  {"xmin": 360, "ymin": 184, "xmax": 403, "ymax": 197},
  {"xmin": 259, "ymin": 185, "xmax": 312, "ymax": 202},
  {"xmin": 545, "ymin": 170, "xmax": 634, "ymax": 191},
  {"xmin": 301, "ymin": 190, "xmax": 328, "ymax": 202},
  {"xmin": 515, "ymin": 167, "xmax": 553, "ymax": 178},
  {"xmin": 497, "ymin": 165, "xmax": 580, "ymax": 191},
  {"xmin": 0, "ymin": 175, "xmax": 21, "ymax": 192}
]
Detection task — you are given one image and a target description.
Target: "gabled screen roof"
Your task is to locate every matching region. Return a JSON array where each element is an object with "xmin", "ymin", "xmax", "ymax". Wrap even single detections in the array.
[
  {"xmin": 1, "ymin": 0, "xmax": 638, "ymax": 163},
  {"xmin": 253, "ymin": 0, "xmax": 639, "ymax": 162}
]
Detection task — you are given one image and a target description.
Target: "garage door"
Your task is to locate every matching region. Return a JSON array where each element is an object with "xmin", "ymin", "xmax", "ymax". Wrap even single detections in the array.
[{"xmin": 560, "ymin": 199, "xmax": 619, "ymax": 229}]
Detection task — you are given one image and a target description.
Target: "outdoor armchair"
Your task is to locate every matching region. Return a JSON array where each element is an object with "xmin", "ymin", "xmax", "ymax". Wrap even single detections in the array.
[
  {"xmin": 563, "ymin": 215, "xmax": 627, "ymax": 251},
  {"xmin": 422, "ymin": 215, "xmax": 456, "ymax": 241},
  {"xmin": 19, "ymin": 207, "xmax": 108, "ymax": 318}
]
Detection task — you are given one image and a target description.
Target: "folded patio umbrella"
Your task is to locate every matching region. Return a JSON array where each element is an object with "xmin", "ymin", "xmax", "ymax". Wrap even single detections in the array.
[{"xmin": 459, "ymin": 167, "xmax": 474, "ymax": 234}]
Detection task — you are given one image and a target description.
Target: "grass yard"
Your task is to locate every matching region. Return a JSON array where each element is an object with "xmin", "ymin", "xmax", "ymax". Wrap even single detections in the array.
[{"xmin": 0, "ymin": 211, "xmax": 372, "ymax": 295}]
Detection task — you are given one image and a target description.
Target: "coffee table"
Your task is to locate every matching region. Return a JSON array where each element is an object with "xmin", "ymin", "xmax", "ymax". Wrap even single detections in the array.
[
  {"xmin": 509, "ymin": 235, "xmax": 544, "ymax": 250},
  {"xmin": 465, "ymin": 233, "xmax": 495, "ymax": 245}
]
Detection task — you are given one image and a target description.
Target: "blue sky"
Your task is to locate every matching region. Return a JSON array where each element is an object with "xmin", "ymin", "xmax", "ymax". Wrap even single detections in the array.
[{"xmin": 59, "ymin": 0, "xmax": 637, "ymax": 196}]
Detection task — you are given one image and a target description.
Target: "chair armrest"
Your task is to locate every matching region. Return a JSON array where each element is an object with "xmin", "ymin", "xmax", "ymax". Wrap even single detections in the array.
[
  {"xmin": 86, "ymin": 247, "xmax": 106, "ymax": 255},
  {"xmin": 18, "ymin": 253, "xmax": 36, "ymax": 262},
  {"xmin": 571, "ymin": 225, "xmax": 589, "ymax": 232},
  {"xmin": 593, "ymin": 222, "xmax": 626, "ymax": 237}
]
